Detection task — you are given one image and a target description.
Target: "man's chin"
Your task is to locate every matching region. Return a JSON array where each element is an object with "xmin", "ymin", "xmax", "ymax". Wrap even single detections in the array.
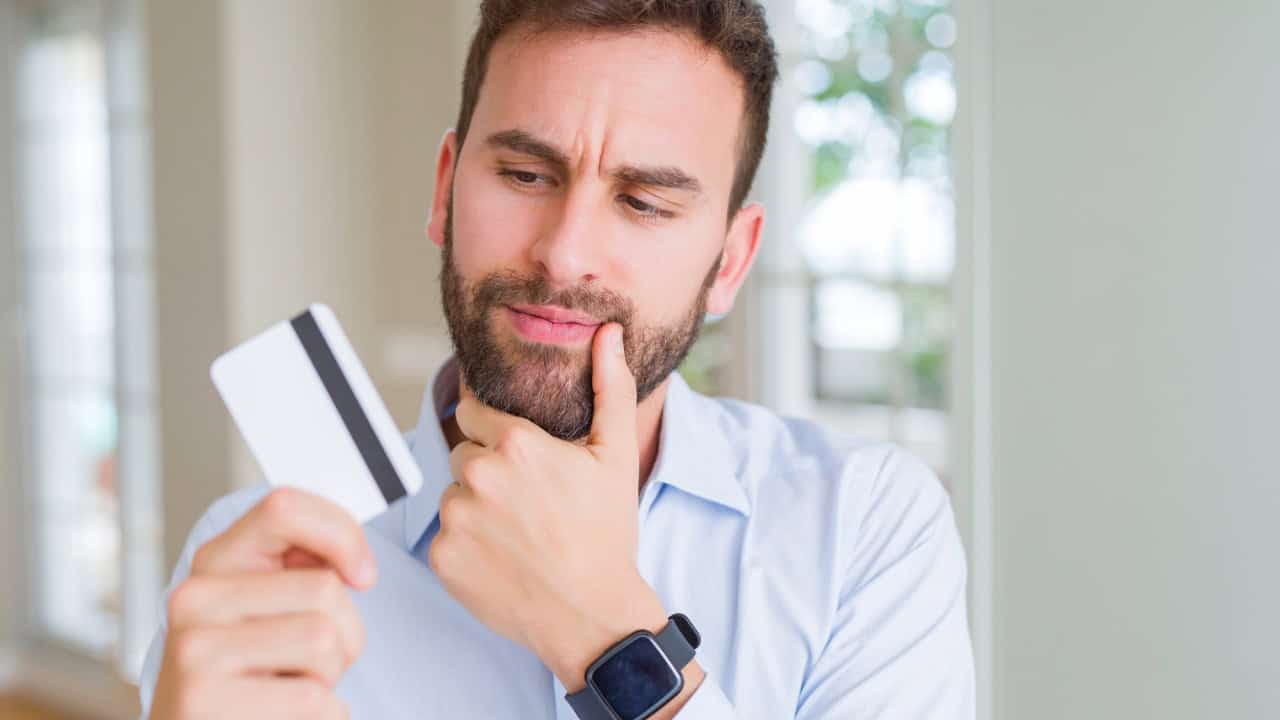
[
  {"xmin": 495, "ymin": 328, "xmax": 594, "ymax": 372},
  {"xmin": 506, "ymin": 358, "xmax": 586, "ymax": 392}
]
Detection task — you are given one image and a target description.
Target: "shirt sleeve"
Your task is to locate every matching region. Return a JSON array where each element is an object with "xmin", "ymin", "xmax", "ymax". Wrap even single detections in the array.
[
  {"xmin": 137, "ymin": 486, "xmax": 270, "ymax": 718},
  {"xmin": 795, "ymin": 449, "xmax": 976, "ymax": 719},
  {"xmin": 675, "ymin": 448, "xmax": 974, "ymax": 720}
]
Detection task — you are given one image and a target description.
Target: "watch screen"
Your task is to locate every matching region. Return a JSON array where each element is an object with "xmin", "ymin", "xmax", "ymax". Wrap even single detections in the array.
[{"xmin": 592, "ymin": 635, "xmax": 680, "ymax": 719}]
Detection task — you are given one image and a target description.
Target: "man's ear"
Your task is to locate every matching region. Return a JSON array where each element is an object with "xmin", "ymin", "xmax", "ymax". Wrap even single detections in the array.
[
  {"xmin": 705, "ymin": 203, "xmax": 765, "ymax": 315},
  {"xmin": 426, "ymin": 129, "xmax": 460, "ymax": 248}
]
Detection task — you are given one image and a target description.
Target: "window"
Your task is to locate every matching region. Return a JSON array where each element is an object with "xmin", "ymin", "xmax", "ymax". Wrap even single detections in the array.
[
  {"xmin": 682, "ymin": 0, "xmax": 957, "ymax": 474},
  {"xmin": 11, "ymin": 0, "xmax": 161, "ymax": 679},
  {"xmin": 796, "ymin": 0, "xmax": 956, "ymax": 470}
]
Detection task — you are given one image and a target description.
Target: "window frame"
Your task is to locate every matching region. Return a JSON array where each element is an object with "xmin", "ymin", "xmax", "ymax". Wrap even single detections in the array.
[
  {"xmin": 734, "ymin": 5, "xmax": 991, "ymax": 713},
  {"xmin": 1, "ymin": 0, "xmax": 157, "ymax": 713},
  {"xmin": 730, "ymin": 0, "xmax": 954, "ymax": 473}
]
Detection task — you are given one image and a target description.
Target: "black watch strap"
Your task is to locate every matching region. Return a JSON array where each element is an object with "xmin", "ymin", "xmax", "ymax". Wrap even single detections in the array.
[
  {"xmin": 565, "ymin": 613, "xmax": 701, "ymax": 720},
  {"xmin": 656, "ymin": 612, "xmax": 700, "ymax": 668}
]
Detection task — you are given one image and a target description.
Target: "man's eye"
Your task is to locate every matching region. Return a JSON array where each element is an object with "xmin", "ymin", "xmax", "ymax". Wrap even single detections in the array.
[
  {"xmin": 499, "ymin": 169, "xmax": 548, "ymax": 187},
  {"xmin": 620, "ymin": 195, "xmax": 669, "ymax": 219}
]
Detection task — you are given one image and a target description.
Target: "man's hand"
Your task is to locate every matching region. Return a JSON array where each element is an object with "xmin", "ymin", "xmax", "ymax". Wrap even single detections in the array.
[
  {"xmin": 150, "ymin": 488, "xmax": 377, "ymax": 719},
  {"xmin": 430, "ymin": 323, "xmax": 670, "ymax": 691}
]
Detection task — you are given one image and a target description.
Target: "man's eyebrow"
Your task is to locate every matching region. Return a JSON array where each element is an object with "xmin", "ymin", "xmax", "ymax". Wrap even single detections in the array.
[
  {"xmin": 613, "ymin": 165, "xmax": 703, "ymax": 196},
  {"xmin": 485, "ymin": 128, "xmax": 704, "ymax": 196},
  {"xmin": 485, "ymin": 129, "xmax": 569, "ymax": 171}
]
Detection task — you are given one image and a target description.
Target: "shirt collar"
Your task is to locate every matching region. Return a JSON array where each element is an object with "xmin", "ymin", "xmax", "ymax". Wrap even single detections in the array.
[
  {"xmin": 400, "ymin": 357, "xmax": 751, "ymax": 551},
  {"xmin": 646, "ymin": 371, "xmax": 751, "ymax": 517},
  {"xmin": 400, "ymin": 356, "xmax": 461, "ymax": 550}
]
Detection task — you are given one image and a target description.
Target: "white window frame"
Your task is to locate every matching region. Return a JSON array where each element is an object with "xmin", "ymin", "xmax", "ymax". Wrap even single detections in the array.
[
  {"xmin": 949, "ymin": 0, "xmax": 995, "ymax": 716},
  {"xmin": 731, "ymin": 1, "xmax": 953, "ymax": 472},
  {"xmin": 1, "ymin": 0, "xmax": 160, "ymax": 714}
]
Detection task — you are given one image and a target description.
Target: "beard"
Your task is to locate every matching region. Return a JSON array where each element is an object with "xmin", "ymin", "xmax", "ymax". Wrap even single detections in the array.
[{"xmin": 439, "ymin": 202, "xmax": 719, "ymax": 441}]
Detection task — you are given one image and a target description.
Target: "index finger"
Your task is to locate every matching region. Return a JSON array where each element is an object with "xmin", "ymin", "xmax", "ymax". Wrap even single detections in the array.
[
  {"xmin": 587, "ymin": 323, "xmax": 638, "ymax": 460},
  {"xmin": 191, "ymin": 487, "xmax": 377, "ymax": 590}
]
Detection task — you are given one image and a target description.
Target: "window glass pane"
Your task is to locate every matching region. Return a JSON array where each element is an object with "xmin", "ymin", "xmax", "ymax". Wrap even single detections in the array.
[
  {"xmin": 899, "ymin": 281, "xmax": 949, "ymax": 409},
  {"xmin": 17, "ymin": 16, "xmax": 110, "ymax": 256},
  {"xmin": 38, "ymin": 512, "xmax": 120, "ymax": 654},
  {"xmin": 794, "ymin": 0, "xmax": 957, "ymax": 467},
  {"xmin": 31, "ymin": 390, "xmax": 121, "ymax": 655},
  {"xmin": 26, "ymin": 263, "xmax": 116, "ymax": 387},
  {"xmin": 17, "ymin": 0, "xmax": 123, "ymax": 657},
  {"xmin": 30, "ymin": 389, "xmax": 117, "ymax": 509},
  {"xmin": 16, "ymin": 0, "xmax": 163, "ymax": 675}
]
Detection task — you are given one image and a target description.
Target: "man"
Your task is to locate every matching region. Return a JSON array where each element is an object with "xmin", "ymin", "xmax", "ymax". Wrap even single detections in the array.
[{"xmin": 140, "ymin": 1, "xmax": 975, "ymax": 718}]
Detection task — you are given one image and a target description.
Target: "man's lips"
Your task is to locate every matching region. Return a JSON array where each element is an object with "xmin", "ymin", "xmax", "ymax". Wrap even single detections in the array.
[
  {"xmin": 505, "ymin": 304, "xmax": 603, "ymax": 344},
  {"xmin": 507, "ymin": 304, "xmax": 601, "ymax": 325}
]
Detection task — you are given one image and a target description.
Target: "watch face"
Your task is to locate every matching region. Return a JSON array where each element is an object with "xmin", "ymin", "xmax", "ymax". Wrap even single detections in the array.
[{"xmin": 589, "ymin": 634, "xmax": 682, "ymax": 720}]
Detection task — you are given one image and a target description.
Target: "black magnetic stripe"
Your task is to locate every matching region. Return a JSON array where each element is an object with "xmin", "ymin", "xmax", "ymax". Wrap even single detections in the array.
[{"xmin": 291, "ymin": 310, "xmax": 406, "ymax": 505}]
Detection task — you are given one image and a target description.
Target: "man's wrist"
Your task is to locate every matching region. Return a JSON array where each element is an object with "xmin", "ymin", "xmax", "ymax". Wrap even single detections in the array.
[
  {"xmin": 648, "ymin": 660, "xmax": 705, "ymax": 720},
  {"xmin": 541, "ymin": 575, "xmax": 669, "ymax": 692}
]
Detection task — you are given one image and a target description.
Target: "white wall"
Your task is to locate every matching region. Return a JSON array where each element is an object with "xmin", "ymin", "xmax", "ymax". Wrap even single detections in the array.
[
  {"xmin": 222, "ymin": 0, "xmax": 464, "ymax": 472},
  {"xmin": 221, "ymin": 0, "xmax": 383, "ymax": 488},
  {"xmin": 147, "ymin": 0, "xmax": 236, "ymax": 598},
  {"xmin": 985, "ymin": 1, "xmax": 1280, "ymax": 717},
  {"xmin": 147, "ymin": 0, "xmax": 464, "ymax": 564},
  {"xmin": 367, "ymin": 0, "xmax": 467, "ymax": 425}
]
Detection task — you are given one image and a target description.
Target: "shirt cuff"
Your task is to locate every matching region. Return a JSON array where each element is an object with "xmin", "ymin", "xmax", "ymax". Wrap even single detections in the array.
[{"xmin": 673, "ymin": 674, "xmax": 736, "ymax": 718}]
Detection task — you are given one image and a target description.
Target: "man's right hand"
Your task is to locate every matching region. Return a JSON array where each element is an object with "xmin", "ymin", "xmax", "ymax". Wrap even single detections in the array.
[{"xmin": 149, "ymin": 487, "xmax": 377, "ymax": 719}]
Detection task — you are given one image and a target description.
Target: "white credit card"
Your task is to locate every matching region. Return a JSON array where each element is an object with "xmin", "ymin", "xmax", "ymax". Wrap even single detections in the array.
[{"xmin": 211, "ymin": 303, "xmax": 423, "ymax": 523}]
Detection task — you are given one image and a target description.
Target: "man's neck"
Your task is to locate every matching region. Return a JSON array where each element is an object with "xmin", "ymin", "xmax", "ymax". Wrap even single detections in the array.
[
  {"xmin": 441, "ymin": 375, "xmax": 673, "ymax": 497},
  {"xmin": 633, "ymin": 377, "xmax": 671, "ymax": 487}
]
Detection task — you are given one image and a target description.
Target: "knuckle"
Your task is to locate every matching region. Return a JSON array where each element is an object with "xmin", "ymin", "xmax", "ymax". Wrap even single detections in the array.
[
  {"xmin": 437, "ymin": 491, "xmax": 468, "ymax": 528},
  {"xmin": 495, "ymin": 426, "xmax": 531, "ymax": 458},
  {"xmin": 350, "ymin": 615, "xmax": 368, "ymax": 658},
  {"xmin": 311, "ymin": 617, "xmax": 342, "ymax": 657},
  {"xmin": 171, "ymin": 676, "xmax": 208, "ymax": 716},
  {"xmin": 293, "ymin": 680, "xmax": 331, "ymax": 717},
  {"xmin": 260, "ymin": 487, "xmax": 299, "ymax": 521},
  {"xmin": 189, "ymin": 539, "xmax": 216, "ymax": 573},
  {"xmin": 460, "ymin": 459, "xmax": 492, "ymax": 498},
  {"xmin": 426, "ymin": 535, "xmax": 453, "ymax": 578},
  {"xmin": 311, "ymin": 569, "xmax": 346, "ymax": 606},
  {"xmin": 166, "ymin": 578, "xmax": 200, "ymax": 622},
  {"xmin": 169, "ymin": 627, "xmax": 211, "ymax": 670}
]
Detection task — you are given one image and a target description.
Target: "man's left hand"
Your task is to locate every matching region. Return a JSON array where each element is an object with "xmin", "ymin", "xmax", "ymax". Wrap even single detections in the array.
[{"xmin": 430, "ymin": 322, "xmax": 669, "ymax": 691}]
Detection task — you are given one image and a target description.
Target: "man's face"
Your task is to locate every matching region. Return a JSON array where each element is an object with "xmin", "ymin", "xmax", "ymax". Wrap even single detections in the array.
[{"xmin": 436, "ymin": 28, "xmax": 755, "ymax": 441}]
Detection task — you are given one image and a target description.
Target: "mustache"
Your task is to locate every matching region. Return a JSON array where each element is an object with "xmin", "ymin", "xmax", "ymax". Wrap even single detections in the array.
[{"xmin": 472, "ymin": 270, "xmax": 636, "ymax": 327}]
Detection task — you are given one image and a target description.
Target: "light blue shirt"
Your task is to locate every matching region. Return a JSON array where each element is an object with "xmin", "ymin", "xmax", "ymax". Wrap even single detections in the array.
[{"xmin": 140, "ymin": 358, "xmax": 975, "ymax": 718}]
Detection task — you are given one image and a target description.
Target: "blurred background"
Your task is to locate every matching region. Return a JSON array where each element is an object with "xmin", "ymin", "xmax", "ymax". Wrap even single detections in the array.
[{"xmin": 0, "ymin": 0, "xmax": 1275, "ymax": 718}]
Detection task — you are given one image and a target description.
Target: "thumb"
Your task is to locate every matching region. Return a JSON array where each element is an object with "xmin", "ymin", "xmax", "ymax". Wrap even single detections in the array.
[{"xmin": 588, "ymin": 322, "xmax": 637, "ymax": 458}]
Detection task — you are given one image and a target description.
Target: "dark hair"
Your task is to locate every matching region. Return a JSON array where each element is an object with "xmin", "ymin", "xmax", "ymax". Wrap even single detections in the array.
[{"xmin": 455, "ymin": 0, "xmax": 779, "ymax": 215}]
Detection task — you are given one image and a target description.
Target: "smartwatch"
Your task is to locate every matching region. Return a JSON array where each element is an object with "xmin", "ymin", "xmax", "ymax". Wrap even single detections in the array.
[{"xmin": 565, "ymin": 613, "xmax": 701, "ymax": 720}]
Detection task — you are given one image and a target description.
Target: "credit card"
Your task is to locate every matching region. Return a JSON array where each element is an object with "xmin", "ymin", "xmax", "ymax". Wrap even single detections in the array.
[{"xmin": 211, "ymin": 303, "xmax": 423, "ymax": 523}]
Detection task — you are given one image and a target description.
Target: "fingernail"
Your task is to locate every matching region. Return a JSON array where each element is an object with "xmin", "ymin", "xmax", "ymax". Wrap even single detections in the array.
[{"xmin": 611, "ymin": 327, "xmax": 625, "ymax": 356}]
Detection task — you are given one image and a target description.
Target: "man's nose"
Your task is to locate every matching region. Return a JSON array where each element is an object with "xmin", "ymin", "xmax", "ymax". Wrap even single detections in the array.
[{"xmin": 528, "ymin": 185, "xmax": 610, "ymax": 287}]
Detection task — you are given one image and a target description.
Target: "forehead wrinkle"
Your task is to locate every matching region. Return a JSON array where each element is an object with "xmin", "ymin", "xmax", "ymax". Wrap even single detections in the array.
[{"xmin": 483, "ymin": 31, "xmax": 733, "ymax": 204}]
